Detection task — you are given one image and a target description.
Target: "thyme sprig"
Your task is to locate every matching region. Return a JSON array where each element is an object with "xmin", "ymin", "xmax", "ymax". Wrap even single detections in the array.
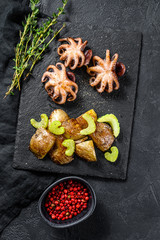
[{"xmin": 5, "ymin": 0, "xmax": 68, "ymax": 96}]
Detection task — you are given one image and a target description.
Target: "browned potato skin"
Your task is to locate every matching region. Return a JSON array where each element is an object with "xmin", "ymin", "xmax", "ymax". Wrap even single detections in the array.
[
  {"xmin": 75, "ymin": 140, "xmax": 97, "ymax": 162},
  {"xmin": 75, "ymin": 136, "xmax": 88, "ymax": 144},
  {"xmin": 90, "ymin": 122, "xmax": 114, "ymax": 151},
  {"xmin": 29, "ymin": 128, "xmax": 56, "ymax": 159},
  {"xmin": 49, "ymin": 135, "xmax": 73, "ymax": 165},
  {"xmin": 76, "ymin": 109, "xmax": 97, "ymax": 128},
  {"xmin": 48, "ymin": 109, "xmax": 70, "ymax": 129},
  {"xmin": 62, "ymin": 118, "xmax": 85, "ymax": 140}
]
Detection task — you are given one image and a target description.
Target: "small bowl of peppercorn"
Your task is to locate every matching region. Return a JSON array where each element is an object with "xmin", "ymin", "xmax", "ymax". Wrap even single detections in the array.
[{"xmin": 38, "ymin": 176, "xmax": 96, "ymax": 228}]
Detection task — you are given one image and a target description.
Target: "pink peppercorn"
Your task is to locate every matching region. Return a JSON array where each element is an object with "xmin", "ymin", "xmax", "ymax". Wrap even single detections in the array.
[{"xmin": 45, "ymin": 180, "xmax": 90, "ymax": 221}]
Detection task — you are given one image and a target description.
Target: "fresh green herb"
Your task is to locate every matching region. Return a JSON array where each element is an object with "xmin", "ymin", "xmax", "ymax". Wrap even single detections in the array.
[{"xmin": 5, "ymin": 0, "xmax": 68, "ymax": 97}]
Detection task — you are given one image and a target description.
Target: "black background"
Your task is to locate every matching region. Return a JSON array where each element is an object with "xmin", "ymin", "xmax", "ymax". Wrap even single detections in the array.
[{"xmin": 1, "ymin": 0, "xmax": 160, "ymax": 239}]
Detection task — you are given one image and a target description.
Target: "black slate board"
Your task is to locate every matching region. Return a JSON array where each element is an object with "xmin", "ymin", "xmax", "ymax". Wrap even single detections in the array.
[{"xmin": 13, "ymin": 24, "xmax": 141, "ymax": 180}]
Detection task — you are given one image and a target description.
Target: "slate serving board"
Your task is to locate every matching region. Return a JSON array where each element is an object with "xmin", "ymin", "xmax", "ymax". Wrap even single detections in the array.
[{"xmin": 13, "ymin": 23, "xmax": 141, "ymax": 180}]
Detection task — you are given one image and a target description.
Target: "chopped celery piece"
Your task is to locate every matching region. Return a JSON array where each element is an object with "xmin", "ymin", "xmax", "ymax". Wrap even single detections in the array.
[
  {"xmin": 30, "ymin": 114, "xmax": 48, "ymax": 129},
  {"xmin": 62, "ymin": 139, "xmax": 75, "ymax": 156},
  {"xmin": 48, "ymin": 121, "xmax": 65, "ymax": 135},
  {"xmin": 80, "ymin": 113, "xmax": 96, "ymax": 135},
  {"xmin": 104, "ymin": 146, "xmax": 119, "ymax": 162},
  {"xmin": 97, "ymin": 114, "xmax": 120, "ymax": 137}
]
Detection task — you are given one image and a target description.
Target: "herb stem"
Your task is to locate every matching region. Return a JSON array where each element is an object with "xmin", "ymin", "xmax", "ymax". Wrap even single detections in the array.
[{"xmin": 5, "ymin": 0, "xmax": 68, "ymax": 97}]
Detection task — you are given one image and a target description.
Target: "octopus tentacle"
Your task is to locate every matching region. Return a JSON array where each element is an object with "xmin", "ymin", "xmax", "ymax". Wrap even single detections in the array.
[
  {"xmin": 52, "ymin": 86, "xmax": 60, "ymax": 99},
  {"xmin": 45, "ymin": 81, "xmax": 56, "ymax": 92},
  {"xmin": 57, "ymin": 44, "xmax": 70, "ymax": 55},
  {"xmin": 112, "ymin": 73, "xmax": 119, "ymax": 90},
  {"xmin": 93, "ymin": 56, "xmax": 105, "ymax": 68},
  {"xmin": 58, "ymin": 38, "xmax": 68, "ymax": 42},
  {"xmin": 64, "ymin": 54, "xmax": 73, "ymax": 68},
  {"xmin": 67, "ymin": 37, "xmax": 77, "ymax": 47},
  {"xmin": 69, "ymin": 57, "xmax": 77, "ymax": 70},
  {"xmin": 59, "ymin": 51, "xmax": 68, "ymax": 61},
  {"xmin": 104, "ymin": 76, "xmax": 113, "ymax": 93},
  {"xmin": 89, "ymin": 73, "xmax": 103, "ymax": 87},
  {"xmin": 74, "ymin": 38, "xmax": 82, "ymax": 46},
  {"xmin": 77, "ymin": 52, "xmax": 85, "ymax": 67},
  {"xmin": 111, "ymin": 53, "xmax": 118, "ymax": 69},
  {"xmin": 56, "ymin": 63, "xmax": 68, "ymax": 82},
  {"xmin": 47, "ymin": 65, "xmax": 60, "ymax": 76},
  {"xmin": 73, "ymin": 53, "xmax": 79, "ymax": 69},
  {"xmin": 105, "ymin": 49, "xmax": 111, "ymax": 63},
  {"xmin": 87, "ymin": 65, "xmax": 104, "ymax": 75},
  {"xmin": 55, "ymin": 88, "xmax": 67, "ymax": 105},
  {"xmin": 56, "ymin": 62, "xmax": 65, "ymax": 71},
  {"xmin": 41, "ymin": 72, "xmax": 49, "ymax": 82},
  {"xmin": 64, "ymin": 80, "xmax": 78, "ymax": 94},
  {"xmin": 96, "ymin": 78, "xmax": 107, "ymax": 93},
  {"xmin": 80, "ymin": 40, "xmax": 88, "ymax": 51},
  {"xmin": 41, "ymin": 72, "xmax": 56, "ymax": 82},
  {"xmin": 65, "ymin": 86, "xmax": 77, "ymax": 101}
]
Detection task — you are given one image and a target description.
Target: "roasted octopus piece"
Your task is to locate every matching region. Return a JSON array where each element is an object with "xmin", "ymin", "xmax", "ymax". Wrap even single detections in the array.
[
  {"xmin": 57, "ymin": 37, "xmax": 92, "ymax": 70},
  {"xmin": 87, "ymin": 50, "xmax": 126, "ymax": 93},
  {"xmin": 41, "ymin": 63, "xmax": 78, "ymax": 104}
]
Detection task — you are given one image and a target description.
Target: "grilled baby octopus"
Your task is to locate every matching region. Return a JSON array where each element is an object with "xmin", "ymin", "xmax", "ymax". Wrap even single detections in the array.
[
  {"xmin": 57, "ymin": 37, "xmax": 92, "ymax": 70},
  {"xmin": 41, "ymin": 63, "xmax": 78, "ymax": 104},
  {"xmin": 87, "ymin": 50, "xmax": 126, "ymax": 93}
]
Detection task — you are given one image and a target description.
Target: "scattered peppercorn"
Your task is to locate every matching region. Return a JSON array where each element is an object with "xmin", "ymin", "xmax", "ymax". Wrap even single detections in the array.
[{"xmin": 45, "ymin": 180, "xmax": 91, "ymax": 221}]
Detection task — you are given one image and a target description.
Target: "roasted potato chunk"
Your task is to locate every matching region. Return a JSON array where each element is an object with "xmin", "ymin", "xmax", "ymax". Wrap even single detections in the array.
[
  {"xmin": 90, "ymin": 122, "xmax": 114, "ymax": 151},
  {"xmin": 49, "ymin": 136, "xmax": 73, "ymax": 165},
  {"xmin": 76, "ymin": 109, "xmax": 97, "ymax": 128},
  {"xmin": 62, "ymin": 118, "xmax": 84, "ymax": 140},
  {"xmin": 29, "ymin": 128, "xmax": 56, "ymax": 159},
  {"xmin": 75, "ymin": 140, "xmax": 97, "ymax": 162},
  {"xmin": 48, "ymin": 109, "xmax": 69, "ymax": 128}
]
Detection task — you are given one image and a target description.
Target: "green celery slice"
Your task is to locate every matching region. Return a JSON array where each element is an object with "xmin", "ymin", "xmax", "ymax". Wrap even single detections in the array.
[
  {"xmin": 48, "ymin": 121, "xmax": 65, "ymax": 135},
  {"xmin": 30, "ymin": 114, "xmax": 48, "ymax": 129},
  {"xmin": 80, "ymin": 113, "xmax": 96, "ymax": 135},
  {"xmin": 62, "ymin": 139, "xmax": 75, "ymax": 156},
  {"xmin": 97, "ymin": 114, "xmax": 120, "ymax": 137},
  {"xmin": 104, "ymin": 146, "xmax": 119, "ymax": 162}
]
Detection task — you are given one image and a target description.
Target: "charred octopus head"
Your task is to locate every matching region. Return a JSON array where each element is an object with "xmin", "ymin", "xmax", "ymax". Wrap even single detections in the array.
[
  {"xmin": 41, "ymin": 63, "xmax": 78, "ymax": 104},
  {"xmin": 57, "ymin": 37, "xmax": 92, "ymax": 70},
  {"xmin": 87, "ymin": 50, "xmax": 126, "ymax": 93}
]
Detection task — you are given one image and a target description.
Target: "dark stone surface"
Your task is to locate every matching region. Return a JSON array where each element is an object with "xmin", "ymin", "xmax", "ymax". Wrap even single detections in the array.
[
  {"xmin": 1, "ymin": 0, "xmax": 160, "ymax": 239},
  {"xmin": 13, "ymin": 23, "xmax": 141, "ymax": 179}
]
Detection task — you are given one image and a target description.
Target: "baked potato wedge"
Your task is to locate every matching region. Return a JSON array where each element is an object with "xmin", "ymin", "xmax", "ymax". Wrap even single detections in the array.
[
  {"xmin": 90, "ymin": 122, "xmax": 114, "ymax": 151},
  {"xmin": 29, "ymin": 128, "xmax": 56, "ymax": 159},
  {"xmin": 62, "ymin": 118, "xmax": 84, "ymax": 140},
  {"xmin": 75, "ymin": 140, "xmax": 97, "ymax": 162},
  {"xmin": 48, "ymin": 109, "xmax": 69, "ymax": 129},
  {"xmin": 76, "ymin": 109, "xmax": 97, "ymax": 128},
  {"xmin": 49, "ymin": 135, "xmax": 73, "ymax": 165}
]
